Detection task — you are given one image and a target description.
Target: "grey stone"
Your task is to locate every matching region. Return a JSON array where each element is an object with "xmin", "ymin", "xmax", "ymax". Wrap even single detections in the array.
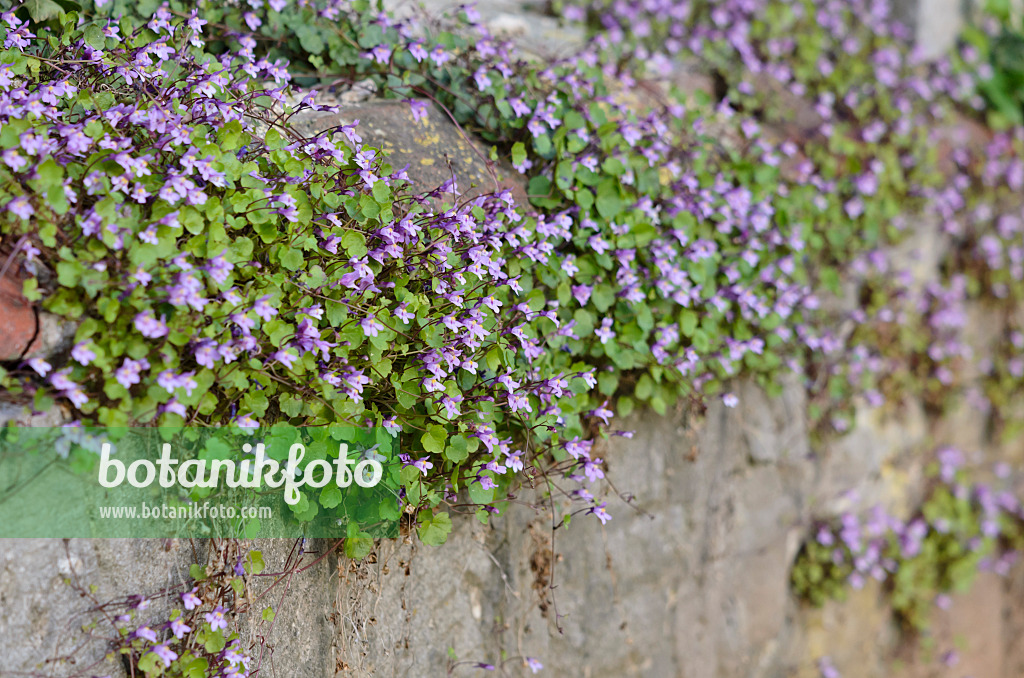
[
  {"xmin": 291, "ymin": 98, "xmax": 527, "ymax": 203},
  {"xmin": 912, "ymin": 0, "xmax": 966, "ymax": 60},
  {"xmin": 383, "ymin": 0, "xmax": 586, "ymax": 58}
]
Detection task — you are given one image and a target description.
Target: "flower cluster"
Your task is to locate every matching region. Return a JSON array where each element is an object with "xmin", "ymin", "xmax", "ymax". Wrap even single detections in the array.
[
  {"xmin": 113, "ymin": 579, "xmax": 254, "ymax": 676},
  {"xmin": 1, "ymin": 0, "xmax": 1020, "ymax": 546},
  {"xmin": 792, "ymin": 450, "xmax": 1024, "ymax": 631}
]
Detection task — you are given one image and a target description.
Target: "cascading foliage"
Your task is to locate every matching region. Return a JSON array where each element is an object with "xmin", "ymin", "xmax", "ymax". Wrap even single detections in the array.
[
  {"xmin": 0, "ymin": 0, "xmax": 1020, "ymax": 580},
  {"xmin": 2, "ymin": 0, "xmax": 1024, "ymax": 675}
]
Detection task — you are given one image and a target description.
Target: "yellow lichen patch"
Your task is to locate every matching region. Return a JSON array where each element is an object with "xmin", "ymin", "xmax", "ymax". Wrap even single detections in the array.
[
  {"xmin": 414, "ymin": 132, "xmax": 442, "ymax": 146},
  {"xmin": 420, "ymin": 158, "xmax": 435, "ymax": 166}
]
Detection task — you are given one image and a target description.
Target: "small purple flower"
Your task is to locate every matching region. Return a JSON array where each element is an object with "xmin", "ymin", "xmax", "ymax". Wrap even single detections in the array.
[
  {"xmin": 134, "ymin": 625, "xmax": 158, "ymax": 643},
  {"xmin": 722, "ymin": 393, "xmax": 739, "ymax": 408},
  {"xmin": 204, "ymin": 605, "xmax": 228, "ymax": 632},
  {"xmin": 169, "ymin": 616, "xmax": 190, "ymax": 639},
  {"xmin": 149, "ymin": 644, "xmax": 178, "ymax": 668},
  {"xmin": 594, "ymin": 318, "xmax": 615, "ymax": 344},
  {"xmin": 817, "ymin": 656, "xmax": 840, "ymax": 678},
  {"xmin": 368, "ymin": 44, "xmax": 392, "ymax": 65},
  {"xmin": 408, "ymin": 42, "xmax": 427, "ymax": 62},
  {"xmin": 182, "ymin": 588, "xmax": 201, "ymax": 609},
  {"xmin": 410, "ymin": 457, "xmax": 433, "ymax": 475},
  {"xmin": 407, "ymin": 99, "xmax": 428, "ymax": 123},
  {"xmin": 27, "ymin": 357, "xmax": 52, "ymax": 377},
  {"xmin": 194, "ymin": 340, "xmax": 219, "ymax": 369},
  {"xmin": 163, "ymin": 399, "xmax": 187, "ymax": 418},
  {"xmin": 589, "ymin": 502, "xmax": 612, "ymax": 524},
  {"xmin": 395, "ymin": 303, "xmax": 415, "ymax": 323},
  {"xmin": 428, "ymin": 44, "xmax": 450, "ymax": 66},
  {"xmin": 2, "ymin": 149, "xmax": 26, "ymax": 170},
  {"xmin": 272, "ymin": 347, "xmax": 299, "ymax": 369},
  {"xmin": 526, "ymin": 657, "xmax": 543, "ymax": 673},
  {"xmin": 134, "ymin": 311, "xmax": 168, "ymax": 339},
  {"xmin": 7, "ymin": 196, "xmax": 32, "ymax": 220},
  {"xmin": 590, "ymin": 401, "xmax": 613, "ymax": 425},
  {"xmin": 114, "ymin": 358, "xmax": 149, "ymax": 389},
  {"xmin": 252, "ymin": 295, "xmax": 277, "ymax": 322},
  {"xmin": 207, "ymin": 252, "xmax": 234, "ymax": 283},
  {"xmin": 361, "ymin": 315, "xmax": 384, "ymax": 338}
]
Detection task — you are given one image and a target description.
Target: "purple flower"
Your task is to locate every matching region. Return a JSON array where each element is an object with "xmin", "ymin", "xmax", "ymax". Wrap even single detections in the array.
[
  {"xmin": 114, "ymin": 358, "xmax": 149, "ymax": 389},
  {"xmin": 409, "ymin": 457, "xmax": 433, "ymax": 475},
  {"xmin": 162, "ymin": 399, "xmax": 187, "ymax": 418},
  {"xmin": 594, "ymin": 318, "xmax": 615, "ymax": 344},
  {"xmin": 169, "ymin": 617, "xmax": 190, "ymax": 639},
  {"xmin": 148, "ymin": 644, "xmax": 178, "ymax": 668},
  {"xmin": 27, "ymin": 357, "xmax": 52, "ymax": 377},
  {"xmin": 526, "ymin": 657, "xmax": 543, "ymax": 673},
  {"xmin": 589, "ymin": 502, "xmax": 612, "ymax": 524},
  {"xmin": 817, "ymin": 656, "xmax": 840, "ymax": 678},
  {"xmin": 207, "ymin": 252, "xmax": 234, "ymax": 283},
  {"xmin": 428, "ymin": 44, "xmax": 450, "ymax": 66},
  {"xmin": 204, "ymin": 605, "xmax": 228, "ymax": 632},
  {"xmin": 408, "ymin": 42, "xmax": 427, "ymax": 62},
  {"xmin": 7, "ymin": 196, "xmax": 32, "ymax": 220},
  {"xmin": 590, "ymin": 401, "xmax": 614, "ymax": 425},
  {"xmin": 134, "ymin": 311, "xmax": 168, "ymax": 339},
  {"xmin": 2, "ymin": 149, "xmax": 26, "ymax": 170},
  {"xmin": 272, "ymin": 347, "xmax": 299, "ymax": 369},
  {"xmin": 182, "ymin": 588, "xmax": 201, "ymax": 609},
  {"xmin": 583, "ymin": 459, "xmax": 604, "ymax": 482},
  {"xmin": 394, "ymin": 303, "xmax": 415, "ymax": 323},
  {"xmin": 134, "ymin": 625, "xmax": 158, "ymax": 643},
  {"xmin": 407, "ymin": 99, "xmax": 428, "ymax": 123},
  {"xmin": 368, "ymin": 44, "xmax": 392, "ymax": 65},
  {"xmin": 722, "ymin": 393, "xmax": 739, "ymax": 408},
  {"xmin": 193, "ymin": 340, "xmax": 219, "ymax": 369},
  {"xmin": 361, "ymin": 315, "xmax": 384, "ymax": 338},
  {"xmin": 252, "ymin": 295, "xmax": 277, "ymax": 321}
]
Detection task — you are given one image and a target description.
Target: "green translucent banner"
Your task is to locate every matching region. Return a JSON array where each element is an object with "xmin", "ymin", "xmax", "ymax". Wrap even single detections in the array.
[{"xmin": 0, "ymin": 426, "xmax": 401, "ymax": 538}]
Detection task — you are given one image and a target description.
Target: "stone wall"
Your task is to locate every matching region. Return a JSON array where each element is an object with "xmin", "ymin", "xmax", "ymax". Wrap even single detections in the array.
[
  {"xmin": 3, "ymin": 369, "xmax": 1022, "ymax": 677},
  {"xmin": 3, "ymin": 3, "xmax": 1024, "ymax": 677}
]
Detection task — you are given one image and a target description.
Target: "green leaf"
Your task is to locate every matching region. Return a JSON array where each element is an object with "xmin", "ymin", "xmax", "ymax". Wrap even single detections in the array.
[
  {"xmin": 279, "ymin": 247, "xmax": 304, "ymax": 271},
  {"xmin": 296, "ymin": 25, "xmax": 326, "ymax": 54},
  {"xmin": 341, "ymin": 230, "xmax": 367, "ymax": 258},
  {"xmin": 418, "ymin": 510, "xmax": 452, "ymax": 546},
  {"xmin": 83, "ymin": 24, "xmax": 105, "ymax": 49},
  {"xmin": 679, "ymin": 309, "xmax": 697, "ymax": 337},
  {"xmin": 320, "ymin": 484, "xmax": 342, "ymax": 509},
  {"xmin": 595, "ymin": 179, "xmax": 623, "ymax": 218},
  {"xmin": 137, "ymin": 651, "xmax": 161, "ymax": 674},
  {"xmin": 511, "ymin": 141, "xmax": 526, "ymax": 167},
  {"xmin": 25, "ymin": 0, "xmax": 64, "ymax": 21},
  {"xmin": 344, "ymin": 536, "xmax": 373, "ymax": 560},
  {"xmin": 247, "ymin": 550, "xmax": 265, "ymax": 575},
  {"xmin": 421, "ymin": 424, "xmax": 447, "ymax": 454},
  {"xmin": 185, "ymin": 658, "xmax": 210, "ymax": 678},
  {"xmin": 635, "ymin": 374, "xmax": 653, "ymax": 400},
  {"xmin": 204, "ymin": 629, "xmax": 226, "ymax": 653},
  {"xmin": 444, "ymin": 434, "xmax": 470, "ymax": 464}
]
